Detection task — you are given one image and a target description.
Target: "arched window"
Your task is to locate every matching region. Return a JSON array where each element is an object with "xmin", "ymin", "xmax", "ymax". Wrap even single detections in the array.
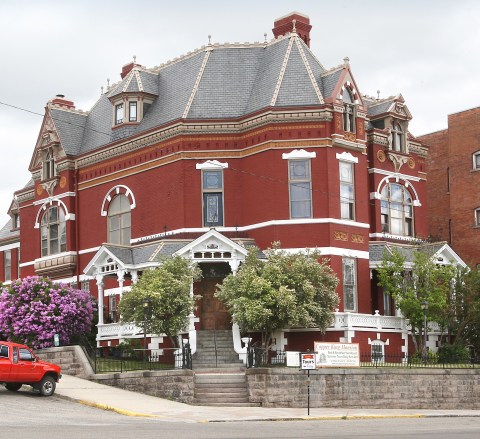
[
  {"xmin": 391, "ymin": 122, "xmax": 405, "ymax": 152},
  {"xmin": 342, "ymin": 88, "xmax": 355, "ymax": 133},
  {"xmin": 107, "ymin": 194, "xmax": 131, "ymax": 245},
  {"xmin": 381, "ymin": 183, "xmax": 413, "ymax": 236},
  {"xmin": 41, "ymin": 206, "xmax": 66, "ymax": 256},
  {"xmin": 43, "ymin": 148, "xmax": 55, "ymax": 180}
]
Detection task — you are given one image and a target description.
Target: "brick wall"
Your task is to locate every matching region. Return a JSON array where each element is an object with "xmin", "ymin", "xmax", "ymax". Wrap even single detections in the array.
[{"xmin": 246, "ymin": 367, "xmax": 480, "ymax": 409}]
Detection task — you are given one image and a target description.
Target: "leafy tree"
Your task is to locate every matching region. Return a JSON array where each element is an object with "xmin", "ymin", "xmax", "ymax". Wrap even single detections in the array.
[
  {"xmin": 441, "ymin": 267, "xmax": 480, "ymax": 350},
  {"xmin": 215, "ymin": 243, "xmax": 339, "ymax": 351},
  {"xmin": 0, "ymin": 276, "xmax": 95, "ymax": 348},
  {"xmin": 377, "ymin": 248, "xmax": 458, "ymax": 353},
  {"xmin": 118, "ymin": 256, "xmax": 201, "ymax": 348}
]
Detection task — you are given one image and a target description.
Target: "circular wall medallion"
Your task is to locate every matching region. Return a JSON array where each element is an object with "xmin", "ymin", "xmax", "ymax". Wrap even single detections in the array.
[
  {"xmin": 60, "ymin": 176, "xmax": 67, "ymax": 188},
  {"xmin": 36, "ymin": 185, "xmax": 43, "ymax": 195},
  {"xmin": 377, "ymin": 150, "xmax": 386, "ymax": 162},
  {"xmin": 408, "ymin": 157, "xmax": 415, "ymax": 169}
]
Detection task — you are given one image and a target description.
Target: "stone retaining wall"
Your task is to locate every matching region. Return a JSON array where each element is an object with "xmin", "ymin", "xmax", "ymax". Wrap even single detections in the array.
[
  {"xmin": 246, "ymin": 367, "xmax": 480, "ymax": 409},
  {"xmin": 35, "ymin": 346, "xmax": 93, "ymax": 378},
  {"xmin": 90, "ymin": 370, "xmax": 195, "ymax": 404}
]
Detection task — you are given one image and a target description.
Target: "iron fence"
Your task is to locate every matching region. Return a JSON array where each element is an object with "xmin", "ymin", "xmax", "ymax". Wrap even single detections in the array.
[
  {"xmin": 246, "ymin": 347, "xmax": 479, "ymax": 369},
  {"xmin": 91, "ymin": 345, "xmax": 192, "ymax": 374}
]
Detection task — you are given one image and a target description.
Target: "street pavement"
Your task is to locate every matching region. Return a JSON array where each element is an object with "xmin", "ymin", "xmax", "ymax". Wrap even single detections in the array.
[{"xmin": 55, "ymin": 374, "xmax": 480, "ymax": 423}]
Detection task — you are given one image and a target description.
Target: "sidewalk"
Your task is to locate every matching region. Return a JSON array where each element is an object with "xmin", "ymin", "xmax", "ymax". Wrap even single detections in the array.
[{"xmin": 56, "ymin": 374, "xmax": 480, "ymax": 423}]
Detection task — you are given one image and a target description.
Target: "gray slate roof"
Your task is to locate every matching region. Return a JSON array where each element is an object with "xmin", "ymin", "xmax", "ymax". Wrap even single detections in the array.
[
  {"xmin": 51, "ymin": 34, "xmax": 331, "ymax": 157},
  {"xmin": 0, "ymin": 219, "xmax": 19, "ymax": 242}
]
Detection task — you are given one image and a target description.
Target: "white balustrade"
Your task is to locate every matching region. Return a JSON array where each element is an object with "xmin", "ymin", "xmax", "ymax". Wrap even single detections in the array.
[{"xmin": 330, "ymin": 312, "xmax": 404, "ymax": 331}]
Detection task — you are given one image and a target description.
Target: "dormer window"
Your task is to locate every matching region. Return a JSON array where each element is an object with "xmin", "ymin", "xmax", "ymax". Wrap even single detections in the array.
[
  {"xmin": 342, "ymin": 88, "xmax": 355, "ymax": 133},
  {"xmin": 391, "ymin": 122, "xmax": 405, "ymax": 152},
  {"xmin": 129, "ymin": 101, "xmax": 137, "ymax": 122},
  {"xmin": 43, "ymin": 148, "xmax": 55, "ymax": 179},
  {"xmin": 115, "ymin": 103, "xmax": 124, "ymax": 125}
]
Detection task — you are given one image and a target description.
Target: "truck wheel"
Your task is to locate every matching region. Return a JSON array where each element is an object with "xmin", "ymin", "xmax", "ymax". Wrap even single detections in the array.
[
  {"xmin": 38, "ymin": 376, "xmax": 56, "ymax": 396},
  {"xmin": 5, "ymin": 383, "xmax": 22, "ymax": 392}
]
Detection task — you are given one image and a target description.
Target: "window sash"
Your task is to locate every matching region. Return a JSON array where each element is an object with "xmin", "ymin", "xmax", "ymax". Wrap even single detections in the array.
[
  {"xmin": 129, "ymin": 101, "xmax": 137, "ymax": 122},
  {"xmin": 339, "ymin": 161, "xmax": 355, "ymax": 220},
  {"xmin": 115, "ymin": 103, "xmax": 124, "ymax": 124},
  {"xmin": 342, "ymin": 258, "xmax": 357, "ymax": 312},
  {"xmin": 203, "ymin": 193, "xmax": 223, "ymax": 226},
  {"xmin": 41, "ymin": 207, "xmax": 67, "ymax": 256},
  {"xmin": 4, "ymin": 250, "xmax": 11, "ymax": 281},
  {"xmin": 289, "ymin": 160, "xmax": 312, "ymax": 219}
]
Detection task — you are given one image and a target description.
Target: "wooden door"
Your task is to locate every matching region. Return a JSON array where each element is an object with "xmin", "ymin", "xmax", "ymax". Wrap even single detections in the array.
[{"xmin": 196, "ymin": 278, "xmax": 231, "ymax": 330}]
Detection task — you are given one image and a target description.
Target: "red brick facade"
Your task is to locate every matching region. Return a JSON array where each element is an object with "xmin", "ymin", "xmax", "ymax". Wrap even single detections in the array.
[{"xmin": 419, "ymin": 106, "xmax": 480, "ymax": 267}]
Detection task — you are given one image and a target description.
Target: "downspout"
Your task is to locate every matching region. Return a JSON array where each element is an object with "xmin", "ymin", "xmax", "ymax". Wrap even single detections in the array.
[{"xmin": 74, "ymin": 165, "xmax": 80, "ymax": 286}]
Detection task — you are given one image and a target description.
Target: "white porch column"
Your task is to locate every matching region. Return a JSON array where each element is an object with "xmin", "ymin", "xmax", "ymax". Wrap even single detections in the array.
[
  {"xmin": 188, "ymin": 279, "xmax": 198, "ymax": 354},
  {"xmin": 117, "ymin": 270, "xmax": 125, "ymax": 298},
  {"xmin": 96, "ymin": 274, "xmax": 105, "ymax": 325},
  {"xmin": 131, "ymin": 270, "xmax": 139, "ymax": 284}
]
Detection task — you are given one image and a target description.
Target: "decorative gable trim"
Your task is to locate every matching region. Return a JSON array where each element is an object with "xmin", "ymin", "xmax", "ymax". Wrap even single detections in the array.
[
  {"xmin": 294, "ymin": 37, "xmax": 324, "ymax": 104},
  {"xmin": 270, "ymin": 36, "xmax": 295, "ymax": 107}
]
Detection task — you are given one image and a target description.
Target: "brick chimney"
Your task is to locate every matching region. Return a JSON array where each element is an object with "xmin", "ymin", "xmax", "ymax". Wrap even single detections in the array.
[
  {"xmin": 50, "ymin": 94, "xmax": 75, "ymax": 109},
  {"xmin": 121, "ymin": 61, "xmax": 142, "ymax": 79},
  {"xmin": 273, "ymin": 12, "xmax": 312, "ymax": 47}
]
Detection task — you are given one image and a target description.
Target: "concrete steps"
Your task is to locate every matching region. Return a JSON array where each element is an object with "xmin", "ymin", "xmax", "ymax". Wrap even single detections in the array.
[
  {"xmin": 193, "ymin": 372, "xmax": 260, "ymax": 407},
  {"xmin": 193, "ymin": 330, "xmax": 244, "ymax": 369}
]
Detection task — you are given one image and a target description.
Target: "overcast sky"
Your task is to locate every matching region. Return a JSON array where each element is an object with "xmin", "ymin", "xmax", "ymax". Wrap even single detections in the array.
[{"xmin": 1, "ymin": 0, "xmax": 479, "ymax": 226}]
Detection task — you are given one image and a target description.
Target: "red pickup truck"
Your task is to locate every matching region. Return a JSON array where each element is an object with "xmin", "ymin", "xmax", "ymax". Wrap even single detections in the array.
[{"xmin": 0, "ymin": 341, "xmax": 61, "ymax": 396}]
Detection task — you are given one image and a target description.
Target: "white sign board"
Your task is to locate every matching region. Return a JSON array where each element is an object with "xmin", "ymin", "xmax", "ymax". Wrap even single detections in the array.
[
  {"xmin": 301, "ymin": 353, "xmax": 316, "ymax": 370},
  {"xmin": 286, "ymin": 351, "xmax": 300, "ymax": 367},
  {"xmin": 314, "ymin": 342, "xmax": 360, "ymax": 367}
]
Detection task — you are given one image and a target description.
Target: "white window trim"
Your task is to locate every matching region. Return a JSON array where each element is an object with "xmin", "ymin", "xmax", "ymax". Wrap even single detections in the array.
[
  {"xmin": 473, "ymin": 152, "xmax": 480, "ymax": 170},
  {"xmin": 196, "ymin": 160, "xmax": 229, "ymax": 170},
  {"xmin": 282, "ymin": 149, "xmax": 316, "ymax": 160}
]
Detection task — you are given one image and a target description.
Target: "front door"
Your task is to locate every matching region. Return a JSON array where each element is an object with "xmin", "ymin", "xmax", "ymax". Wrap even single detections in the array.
[{"xmin": 195, "ymin": 263, "xmax": 231, "ymax": 330}]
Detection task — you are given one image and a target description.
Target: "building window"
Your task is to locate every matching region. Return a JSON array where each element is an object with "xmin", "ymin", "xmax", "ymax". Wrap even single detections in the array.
[
  {"xmin": 129, "ymin": 101, "xmax": 137, "ymax": 122},
  {"xmin": 381, "ymin": 183, "xmax": 413, "ymax": 236},
  {"xmin": 4, "ymin": 250, "xmax": 11, "ymax": 282},
  {"xmin": 371, "ymin": 342, "xmax": 385, "ymax": 363},
  {"xmin": 475, "ymin": 208, "xmax": 480, "ymax": 227},
  {"xmin": 43, "ymin": 148, "xmax": 55, "ymax": 180},
  {"xmin": 342, "ymin": 257, "xmax": 357, "ymax": 312},
  {"xmin": 108, "ymin": 295, "xmax": 117, "ymax": 323},
  {"xmin": 202, "ymin": 170, "xmax": 224, "ymax": 227},
  {"xmin": 115, "ymin": 103, "xmax": 124, "ymax": 125},
  {"xmin": 41, "ymin": 206, "xmax": 66, "ymax": 256},
  {"xmin": 339, "ymin": 161, "xmax": 355, "ymax": 220},
  {"xmin": 108, "ymin": 194, "xmax": 131, "ymax": 245},
  {"xmin": 12, "ymin": 213, "xmax": 19, "ymax": 229},
  {"xmin": 288, "ymin": 160, "xmax": 312, "ymax": 218},
  {"xmin": 391, "ymin": 122, "xmax": 405, "ymax": 152},
  {"xmin": 342, "ymin": 88, "xmax": 355, "ymax": 133},
  {"xmin": 473, "ymin": 152, "xmax": 480, "ymax": 170},
  {"xmin": 82, "ymin": 280, "xmax": 90, "ymax": 291}
]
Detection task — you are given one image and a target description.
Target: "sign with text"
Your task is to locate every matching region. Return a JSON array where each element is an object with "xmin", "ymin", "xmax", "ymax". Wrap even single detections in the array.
[
  {"xmin": 314, "ymin": 342, "xmax": 360, "ymax": 367},
  {"xmin": 301, "ymin": 353, "xmax": 316, "ymax": 370}
]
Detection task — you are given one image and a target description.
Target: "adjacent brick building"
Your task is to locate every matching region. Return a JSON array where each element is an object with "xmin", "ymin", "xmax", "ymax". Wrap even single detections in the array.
[
  {"xmin": 418, "ymin": 106, "xmax": 480, "ymax": 267},
  {"xmin": 0, "ymin": 12, "xmax": 463, "ymax": 359}
]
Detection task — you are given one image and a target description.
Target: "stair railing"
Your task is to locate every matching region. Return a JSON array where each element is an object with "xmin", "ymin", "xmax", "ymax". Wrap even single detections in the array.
[{"xmin": 213, "ymin": 318, "xmax": 218, "ymax": 368}]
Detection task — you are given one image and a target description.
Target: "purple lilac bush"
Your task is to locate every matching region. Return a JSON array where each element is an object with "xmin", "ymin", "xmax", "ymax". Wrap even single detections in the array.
[{"xmin": 0, "ymin": 276, "xmax": 95, "ymax": 348}]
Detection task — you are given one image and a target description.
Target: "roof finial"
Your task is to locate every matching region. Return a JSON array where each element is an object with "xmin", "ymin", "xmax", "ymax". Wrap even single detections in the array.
[
  {"xmin": 377, "ymin": 90, "xmax": 381, "ymax": 100},
  {"xmin": 133, "ymin": 55, "xmax": 136, "ymax": 64},
  {"xmin": 264, "ymin": 32, "xmax": 268, "ymax": 43},
  {"xmin": 101, "ymin": 86, "xmax": 104, "ymax": 95},
  {"xmin": 107, "ymin": 78, "xmax": 110, "ymax": 89},
  {"xmin": 208, "ymin": 34, "xmax": 212, "ymax": 45},
  {"xmin": 292, "ymin": 19, "xmax": 297, "ymax": 33},
  {"xmin": 343, "ymin": 56, "xmax": 350, "ymax": 66}
]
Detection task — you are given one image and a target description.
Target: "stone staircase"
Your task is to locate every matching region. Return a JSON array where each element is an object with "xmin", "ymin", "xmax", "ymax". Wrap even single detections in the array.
[
  {"xmin": 194, "ymin": 372, "xmax": 259, "ymax": 406},
  {"xmin": 192, "ymin": 330, "xmax": 244, "ymax": 369},
  {"xmin": 192, "ymin": 330, "xmax": 259, "ymax": 406}
]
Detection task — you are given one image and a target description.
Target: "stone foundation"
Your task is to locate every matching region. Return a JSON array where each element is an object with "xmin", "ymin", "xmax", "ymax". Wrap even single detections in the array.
[
  {"xmin": 247, "ymin": 367, "xmax": 480, "ymax": 409},
  {"xmin": 90, "ymin": 370, "xmax": 195, "ymax": 404}
]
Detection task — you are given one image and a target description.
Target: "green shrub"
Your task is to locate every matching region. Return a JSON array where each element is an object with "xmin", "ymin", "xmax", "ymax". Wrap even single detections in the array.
[{"xmin": 438, "ymin": 344, "xmax": 470, "ymax": 364}]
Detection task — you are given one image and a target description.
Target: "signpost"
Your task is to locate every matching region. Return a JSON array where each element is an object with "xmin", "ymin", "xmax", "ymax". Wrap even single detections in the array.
[{"xmin": 300, "ymin": 353, "xmax": 316, "ymax": 416}]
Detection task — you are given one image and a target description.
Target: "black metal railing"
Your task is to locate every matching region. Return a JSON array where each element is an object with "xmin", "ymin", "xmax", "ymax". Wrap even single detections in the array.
[
  {"xmin": 245, "ymin": 348, "xmax": 479, "ymax": 369},
  {"xmin": 91, "ymin": 345, "xmax": 192, "ymax": 374}
]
